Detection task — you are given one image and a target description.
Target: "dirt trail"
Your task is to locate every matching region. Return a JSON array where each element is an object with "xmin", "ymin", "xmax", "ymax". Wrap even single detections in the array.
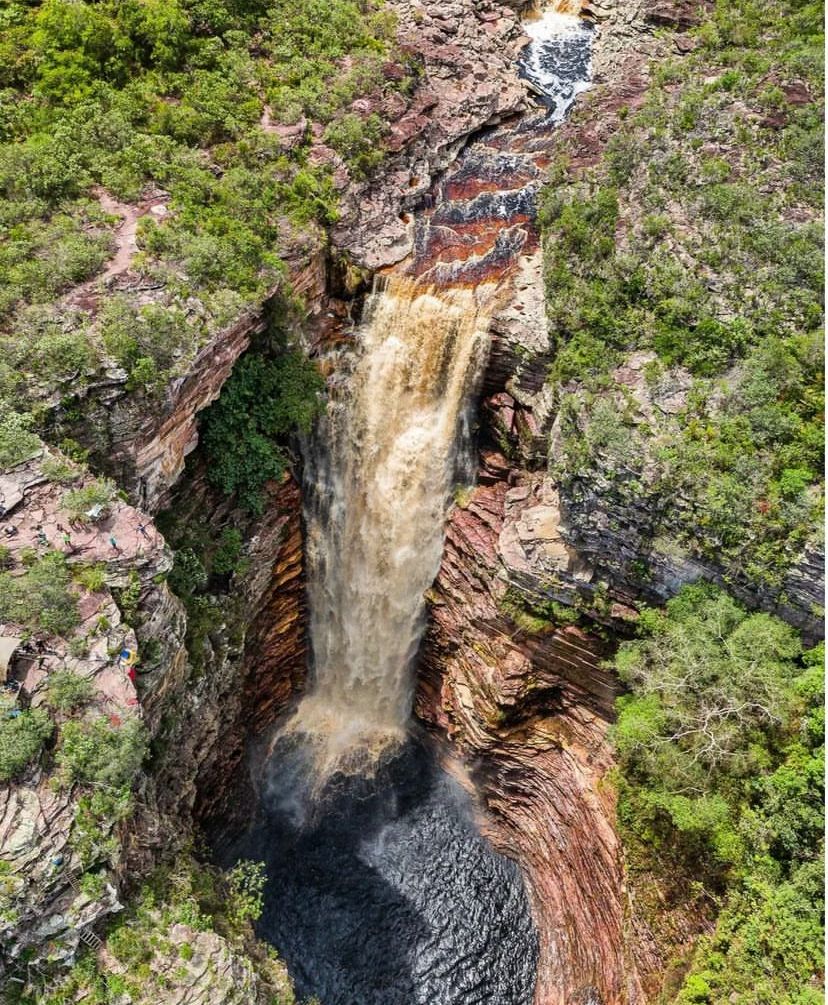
[{"xmin": 64, "ymin": 186, "xmax": 169, "ymax": 309}]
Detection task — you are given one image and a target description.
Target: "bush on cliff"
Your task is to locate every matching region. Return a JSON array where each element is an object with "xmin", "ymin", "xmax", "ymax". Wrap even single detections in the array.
[
  {"xmin": 0, "ymin": 410, "xmax": 40, "ymax": 470},
  {"xmin": 46, "ymin": 669, "xmax": 94, "ymax": 713},
  {"xmin": 0, "ymin": 551, "xmax": 80, "ymax": 636},
  {"xmin": 201, "ymin": 348, "xmax": 324, "ymax": 513},
  {"xmin": 56, "ymin": 715, "xmax": 148, "ymax": 790},
  {"xmin": 0, "ymin": 704, "xmax": 53, "ymax": 782},
  {"xmin": 99, "ymin": 296, "xmax": 193, "ymax": 393},
  {"xmin": 61, "ymin": 478, "xmax": 117, "ymax": 524},
  {"xmin": 613, "ymin": 584, "xmax": 824, "ymax": 1002},
  {"xmin": 28, "ymin": 856, "xmax": 296, "ymax": 1005}
]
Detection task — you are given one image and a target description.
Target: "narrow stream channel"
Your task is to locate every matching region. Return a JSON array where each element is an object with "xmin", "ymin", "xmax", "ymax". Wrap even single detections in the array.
[{"xmin": 231, "ymin": 10, "xmax": 594, "ymax": 1003}]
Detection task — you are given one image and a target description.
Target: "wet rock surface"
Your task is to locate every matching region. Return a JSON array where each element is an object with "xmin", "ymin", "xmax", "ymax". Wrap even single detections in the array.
[{"xmin": 234, "ymin": 736, "xmax": 538, "ymax": 1005}]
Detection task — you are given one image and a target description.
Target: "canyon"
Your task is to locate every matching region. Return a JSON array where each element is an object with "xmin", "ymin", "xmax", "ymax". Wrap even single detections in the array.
[{"xmin": 0, "ymin": 0, "xmax": 822, "ymax": 1003}]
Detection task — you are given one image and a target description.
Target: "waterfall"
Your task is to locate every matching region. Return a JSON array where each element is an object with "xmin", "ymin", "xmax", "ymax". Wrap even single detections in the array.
[{"xmin": 292, "ymin": 276, "xmax": 497, "ymax": 772}]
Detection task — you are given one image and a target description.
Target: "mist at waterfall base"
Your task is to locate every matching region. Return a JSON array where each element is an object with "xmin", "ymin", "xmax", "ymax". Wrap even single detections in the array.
[{"xmin": 235, "ymin": 735, "xmax": 538, "ymax": 1005}]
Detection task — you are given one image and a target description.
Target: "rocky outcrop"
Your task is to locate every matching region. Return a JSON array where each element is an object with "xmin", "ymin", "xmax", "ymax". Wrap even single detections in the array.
[
  {"xmin": 0, "ymin": 443, "xmax": 308, "ymax": 974},
  {"xmin": 64, "ymin": 238, "xmax": 328, "ymax": 514},
  {"xmin": 123, "ymin": 920, "xmax": 293, "ymax": 1005},
  {"xmin": 417, "ymin": 481, "xmax": 638, "ymax": 1005},
  {"xmin": 333, "ymin": 0, "xmax": 531, "ymax": 270},
  {"xmin": 0, "ymin": 450, "xmax": 172, "ymax": 969}
]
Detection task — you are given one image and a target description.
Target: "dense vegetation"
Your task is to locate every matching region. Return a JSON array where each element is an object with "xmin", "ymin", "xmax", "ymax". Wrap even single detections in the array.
[
  {"xmin": 539, "ymin": 1, "xmax": 824, "ymax": 999},
  {"xmin": 0, "ymin": 0, "xmax": 406, "ymax": 459},
  {"xmin": 614, "ymin": 584, "xmax": 823, "ymax": 1003},
  {"xmin": 540, "ymin": 0, "xmax": 824, "ymax": 589},
  {"xmin": 201, "ymin": 345, "xmax": 324, "ymax": 513}
]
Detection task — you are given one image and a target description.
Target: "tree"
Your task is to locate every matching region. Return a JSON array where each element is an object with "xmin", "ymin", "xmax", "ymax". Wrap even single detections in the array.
[
  {"xmin": 614, "ymin": 583, "xmax": 801, "ymax": 792},
  {"xmin": 613, "ymin": 585, "xmax": 824, "ymax": 1001}
]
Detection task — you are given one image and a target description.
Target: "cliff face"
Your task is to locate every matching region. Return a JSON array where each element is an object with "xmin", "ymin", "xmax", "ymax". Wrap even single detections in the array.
[
  {"xmin": 64, "ymin": 241, "xmax": 328, "ymax": 514},
  {"xmin": 0, "ymin": 450, "xmax": 173, "ymax": 966},
  {"xmin": 124, "ymin": 469, "xmax": 309, "ymax": 861},
  {"xmin": 417, "ymin": 480, "xmax": 634, "ymax": 1005},
  {"xmin": 333, "ymin": 0, "xmax": 530, "ymax": 269},
  {"xmin": 394, "ymin": 5, "xmax": 659, "ymax": 1000}
]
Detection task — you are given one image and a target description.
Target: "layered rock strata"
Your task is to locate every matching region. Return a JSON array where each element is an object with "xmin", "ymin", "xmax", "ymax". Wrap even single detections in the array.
[{"xmin": 417, "ymin": 481, "xmax": 635, "ymax": 1005}]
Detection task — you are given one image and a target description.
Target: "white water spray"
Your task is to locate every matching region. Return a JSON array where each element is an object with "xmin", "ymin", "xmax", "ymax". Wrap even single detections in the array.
[{"xmin": 521, "ymin": 8, "xmax": 593, "ymax": 120}]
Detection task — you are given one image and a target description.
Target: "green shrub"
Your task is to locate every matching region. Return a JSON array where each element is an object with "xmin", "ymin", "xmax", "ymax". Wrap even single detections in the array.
[
  {"xmin": 56, "ymin": 715, "xmax": 148, "ymax": 789},
  {"xmin": 211, "ymin": 527, "xmax": 245, "ymax": 577},
  {"xmin": 226, "ymin": 859, "xmax": 266, "ymax": 930},
  {"xmin": 0, "ymin": 551, "xmax": 80, "ymax": 635},
  {"xmin": 100, "ymin": 297, "xmax": 193, "ymax": 391},
  {"xmin": 78, "ymin": 869, "xmax": 107, "ymax": 899},
  {"xmin": 0, "ymin": 705, "xmax": 53, "ymax": 781},
  {"xmin": 168, "ymin": 547, "xmax": 208, "ymax": 600},
  {"xmin": 201, "ymin": 348, "xmax": 324, "ymax": 513},
  {"xmin": 323, "ymin": 112, "xmax": 386, "ymax": 178},
  {"xmin": 46, "ymin": 670, "xmax": 93, "ymax": 712},
  {"xmin": 62, "ymin": 479, "xmax": 116, "ymax": 523},
  {"xmin": 0, "ymin": 410, "xmax": 40, "ymax": 470},
  {"xmin": 73, "ymin": 563, "xmax": 107, "ymax": 592},
  {"xmin": 42, "ymin": 454, "xmax": 82, "ymax": 485},
  {"xmin": 71, "ymin": 786, "xmax": 134, "ymax": 867},
  {"xmin": 114, "ymin": 569, "xmax": 142, "ymax": 625},
  {"xmin": 16, "ymin": 308, "xmax": 97, "ymax": 382}
]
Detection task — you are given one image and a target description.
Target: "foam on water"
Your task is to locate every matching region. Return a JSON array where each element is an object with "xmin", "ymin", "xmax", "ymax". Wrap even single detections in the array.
[{"xmin": 520, "ymin": 9, "xmax": 594, "ymax": 121}]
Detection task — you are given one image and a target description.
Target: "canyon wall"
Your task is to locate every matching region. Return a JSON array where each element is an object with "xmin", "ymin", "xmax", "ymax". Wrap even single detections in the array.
[{"xmin": 417, "ymin": 479, "xmax": 635, "ymax": 1004}]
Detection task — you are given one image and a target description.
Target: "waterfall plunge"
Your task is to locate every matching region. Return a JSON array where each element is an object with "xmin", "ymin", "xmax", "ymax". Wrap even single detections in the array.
[{"xmin": 292, "ymin": 277, "xmax": 497, "ymax": 773}]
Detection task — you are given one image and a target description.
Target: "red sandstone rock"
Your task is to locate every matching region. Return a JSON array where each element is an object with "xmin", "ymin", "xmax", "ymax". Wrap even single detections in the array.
[{"xmin": 418, "ymin": 480, "xmax": 638, "ymax": 1005}]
